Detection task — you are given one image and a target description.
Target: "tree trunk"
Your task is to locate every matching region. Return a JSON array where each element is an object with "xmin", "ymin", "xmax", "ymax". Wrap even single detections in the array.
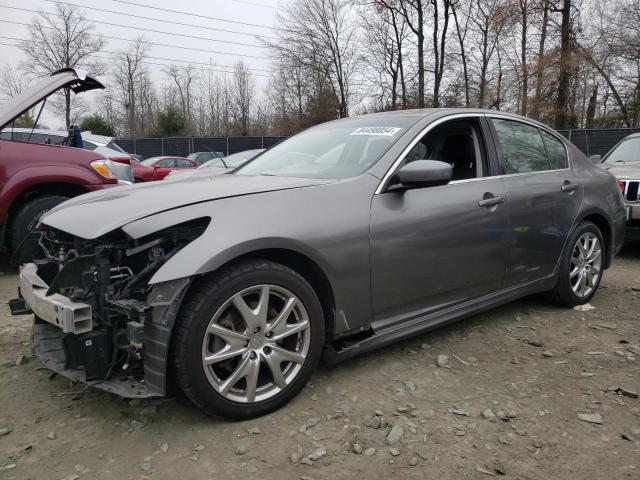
[
  {"xmin": 520, "ymin": 0, "xmax": 528, "ymax": 116},
  {"xmin": 390, "ymin": 9, "xmax": 407, "ymax": 108},
  {"xmin": 432, "ymin": 0, "xmax": 450, "ymax": 108},
  {"xmin": 585, "ymin": 83, "xmax": 597, "ymax": 128},
  {"xmin": 554, "ymin": 0, "xmax": 572, "ymax": 129},
  {"xmin": 452, "ymin": 3, "xmax": 470, "ymax": 107},
  {"xmin": 532, "ymin": 0, "xmax": 549, "ymax": 120},
  {"xmin": 417, "ymin": 5, "xmax": 425, "ymax": 108}
]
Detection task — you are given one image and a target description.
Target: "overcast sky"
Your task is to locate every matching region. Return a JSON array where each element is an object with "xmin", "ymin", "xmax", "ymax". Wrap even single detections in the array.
[{"xmin": 0, "ymin": 0, "xmax": 279, "ymax": 128}]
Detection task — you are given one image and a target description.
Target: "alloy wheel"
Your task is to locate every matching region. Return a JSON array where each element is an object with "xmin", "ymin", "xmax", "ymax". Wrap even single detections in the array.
[
  {"xmin": 570, "ymin": 232, "xmax": 602, "ymax": 298},
  {"xmin": 201, "ymin": 284, "xmax": 311, "ymax": 403}
]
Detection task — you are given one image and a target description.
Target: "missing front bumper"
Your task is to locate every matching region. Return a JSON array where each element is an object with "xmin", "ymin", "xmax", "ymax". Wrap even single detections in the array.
[
  {"xmin": 18, "ymin": 263, "xmax": 93, "ymax": 334},
  {"xmin": 31, "ymin": 322, "xmax": 160, "ymax": 398}
]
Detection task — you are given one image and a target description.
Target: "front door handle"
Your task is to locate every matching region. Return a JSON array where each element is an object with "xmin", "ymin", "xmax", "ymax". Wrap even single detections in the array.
[
  {"xmin": 478, "ymin": 195, "xmax": 505, "ymax": 208},
  {"xmin": 561, "ymin": 181, "xmax": 579, "ymax": 192}
]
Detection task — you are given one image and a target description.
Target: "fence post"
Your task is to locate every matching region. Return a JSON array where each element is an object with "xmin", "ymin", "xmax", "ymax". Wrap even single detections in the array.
[
  {"xmin": 161, "ymin": 138, "xmax": 164, "ymax": 156},
  {"xmin": 134, "ymin": 138, "xmax": 137, "ymax": 154},
  {"xmin": 584, "ymin": 130, "xmax": 590, "ymax": 157},
  {"xmin": 226, "ymin": 137, "xmax": 229, "ymax": 156},
  {"xmin": 261, "ymin": 136, "xmax": 264, "ymax": 148}
]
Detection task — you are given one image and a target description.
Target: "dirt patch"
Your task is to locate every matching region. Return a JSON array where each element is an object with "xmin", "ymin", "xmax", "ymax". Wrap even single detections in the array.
[{"xmin": 1, "ymin": 249, "xmax": 639, "ymax": 480}]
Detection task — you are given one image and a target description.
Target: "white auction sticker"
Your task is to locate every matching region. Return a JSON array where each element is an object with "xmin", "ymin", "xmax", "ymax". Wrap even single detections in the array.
[{"xmin": 350, "ymin": 127, "xmax": 402, "ymax": 137}]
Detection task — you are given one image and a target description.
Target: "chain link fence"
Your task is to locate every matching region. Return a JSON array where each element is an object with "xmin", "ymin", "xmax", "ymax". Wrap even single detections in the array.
[
  {"xmin": 117, "ymin": 129, "xmax": 640, "ymax": 160},
  {"xmin": 116, "ymin": 136, "xmax": 287, "ymax": 159},
  {"xmin": 557, "ymin": 128, "xmax": 640, "ymax": 157}
]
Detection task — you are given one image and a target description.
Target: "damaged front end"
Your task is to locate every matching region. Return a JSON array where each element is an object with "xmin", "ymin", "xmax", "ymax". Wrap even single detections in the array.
[{"xmin": 11, "ymin": 218, "xmax": 209, "ymax": 397}]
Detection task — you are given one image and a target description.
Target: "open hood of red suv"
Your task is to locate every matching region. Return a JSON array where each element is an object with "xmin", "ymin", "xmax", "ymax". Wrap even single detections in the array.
[{"xmin": 0, "ymin": 68, "xmax": 104, "ymax": 130}]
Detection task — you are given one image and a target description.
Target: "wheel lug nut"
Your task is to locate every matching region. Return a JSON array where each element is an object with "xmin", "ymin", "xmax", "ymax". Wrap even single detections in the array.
[
  {"xmin": 250, "ymin": 351, "xmax": 257, "ymax": 359},
  {"xmin": 264, "ymin": 346, "xmax": 271, "ymax": 354},
  {"xmin": 254, "ymin": 327, "xmax": 261, "ymax": 334},
  {"xmin": 265, "ymin": 331, "xmax": 272, "ymax": 338}
]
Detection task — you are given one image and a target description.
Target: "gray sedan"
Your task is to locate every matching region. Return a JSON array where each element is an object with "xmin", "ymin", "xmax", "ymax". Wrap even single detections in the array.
[{"xmin": 12, "ymin": 109, "xmax": 626, "ymax": 419}]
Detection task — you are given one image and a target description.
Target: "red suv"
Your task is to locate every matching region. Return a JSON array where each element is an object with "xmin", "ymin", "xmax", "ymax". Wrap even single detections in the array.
[{"xmin": 0, "ymin": 68, "xmax": 123, "ymax": 252}]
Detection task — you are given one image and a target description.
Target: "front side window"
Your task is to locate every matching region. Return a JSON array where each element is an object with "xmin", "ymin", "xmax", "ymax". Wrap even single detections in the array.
[
  {"xmin": 605, "ymin": 137, "xmax": 640, "ymax": 163},
  {"xmin": 540, "ymin": 130, "xmax": 568, "ymax": 169},
  {"xmin": 400, "ymin": 119, "xmax": 487, "ymax": 181},
  {"xmin": 491, "ymin": 119, "xmax": 550, "ymax": 174},
  {"xmin": 237, "ymin": 117, "xmax": 417, "ymax": 179}
]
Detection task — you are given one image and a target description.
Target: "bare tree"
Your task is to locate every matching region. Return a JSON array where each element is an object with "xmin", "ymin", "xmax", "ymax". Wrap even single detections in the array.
[
  {"xmin": 377, "ymin": 0, "xmax": 427, "ymax": 107},
  {"xmin": 430, "ymin": 0, "xmax": 452, "ymax": 107},
  {"xmin": 112, "ymin": 39, "xmax": 149, "ymax": 137},
  {"xmin": 165, "ymin": 64, "xmax": 199, "ymax": 132},
  {"xmin": 268, "ymin": 0, "xmax": 361, "ymax": 118},
  {"xmin": 231, "ymin": 61, "xmax": 256, "ymax": 136},
  {"xmin": 20, "ymin": 3, "xmax": 103, "ymax": 126},
  {"xmin": 359, "ymin": 2, "xmax": 408, "ymax": 109},
  {"xmin": 553, "ymin": 0, "xmax": 573, "ymax": 128},
  {"xmin": 518, "ymin": 0, "xmax": 529, "ymax": 115},
  {"xmin": 0, "ymin": 64, "xmax": 29, "ymax": 102},
  {"xmin": 451, "ymin": 0, "xmax": 472, "ymax": 107},
  {"xmin": 531, "ymin": 0, "xmax": 551, "ymax": 120}
]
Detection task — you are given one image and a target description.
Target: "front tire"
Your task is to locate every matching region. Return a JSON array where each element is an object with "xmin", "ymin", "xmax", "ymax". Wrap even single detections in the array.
[
  {"xmin": 549, "ymin": 221, "xmax": 604, "ymax": 307},
  {"xmin": 9, "ymin": 195, "xmax": 69, "ymax": 259},
  {"xmin": 171, "ymin": 259, "xmax": 325, "ymax": 419}
]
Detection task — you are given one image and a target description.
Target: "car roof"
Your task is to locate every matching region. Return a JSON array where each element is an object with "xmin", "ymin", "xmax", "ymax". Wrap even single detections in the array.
[
  {"xmin": 358, "ymin": 107, "xmax": 557, "ymax": 129},
  {"xmin": 3, "ymin": 127, "xmax": 113, "ymax": 145},
  {"xmin": 620, "ymin": 133, "xmax": 640, "ymax": 140},
  {"xmin": 0, "ymin": 68, "xmax": 104, "ymax": 129}
]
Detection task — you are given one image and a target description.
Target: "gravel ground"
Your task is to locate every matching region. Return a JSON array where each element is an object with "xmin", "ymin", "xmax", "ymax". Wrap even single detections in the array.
[{"xmin": 0, "ymin": 249, "xmax": 639, "ymax": 480}]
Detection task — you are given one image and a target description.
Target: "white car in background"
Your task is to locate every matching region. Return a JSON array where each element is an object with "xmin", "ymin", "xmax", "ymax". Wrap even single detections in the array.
[{"xmin": 1, "ymin": 128, "xmax": 134, "ymax": 183}]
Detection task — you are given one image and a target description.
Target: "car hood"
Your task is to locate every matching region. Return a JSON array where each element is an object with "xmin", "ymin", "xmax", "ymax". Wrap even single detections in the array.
[
  {"xmin": 41, "ymin": 174, "xmax": 335, "ymax": 239},
  {"xmin": 166, "ymin": 166, "xmax": 230, "ymax": 180},
  {"xmin": 0, "ymin": 68, "xmax": 104, "ymax": 129},
  {"xmin": 600, "ymin": 162, "xmax": 640, "ymax": 179}
]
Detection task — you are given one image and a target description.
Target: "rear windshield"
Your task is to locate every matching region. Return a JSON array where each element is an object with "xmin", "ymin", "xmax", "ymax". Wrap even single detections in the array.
[{"xmin": 237, "ymin": 117, "xmax": 417, "ymax": 179}]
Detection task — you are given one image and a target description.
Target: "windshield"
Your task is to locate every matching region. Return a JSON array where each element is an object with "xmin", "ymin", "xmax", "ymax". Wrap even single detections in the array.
[
  {"xmin": 237, "ymin": 118, "xmax": 415, "ymax": 179},
  {"xmin": 605, "ymin": 137, "xmax": 640, "ymax": 163},
  {"xmin": 106, "ymin": 140, "xmax": 126, "ymax": 153},
  {"xmin": 202, "ymin": 149, "xmax": 264, "ymax": 169}
]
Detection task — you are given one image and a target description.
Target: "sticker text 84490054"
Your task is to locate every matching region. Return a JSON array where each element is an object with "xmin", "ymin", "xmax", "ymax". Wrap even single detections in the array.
[{"xmin": 350, "ymin": 127, "xmax": 402, "ymax": 137}]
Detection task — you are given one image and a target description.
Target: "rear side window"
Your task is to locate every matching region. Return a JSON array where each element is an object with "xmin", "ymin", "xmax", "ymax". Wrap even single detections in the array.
[
  {"xmin": 176, "ymin": 159, "xmax": 193, "ymax": 167},
  {"xmin": 540, "ymin": 130, "xmax": 568, "ymax": 169},
  {"xmin": 491, "ymin": 119, "xmax": 550, "ymax": 174}
]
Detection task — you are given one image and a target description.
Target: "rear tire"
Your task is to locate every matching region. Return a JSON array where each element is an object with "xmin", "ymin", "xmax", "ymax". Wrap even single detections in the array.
[
  {"xmin": 548, "ymin": 221, "xmax": 604, "ymax": 307},
  {"xmin": 9, "ymin": 195, "xmax": 69, "ymax": 259},
  {"xmin": 171, "ymin": 259, "xmax": 324, "ymax": 419}
]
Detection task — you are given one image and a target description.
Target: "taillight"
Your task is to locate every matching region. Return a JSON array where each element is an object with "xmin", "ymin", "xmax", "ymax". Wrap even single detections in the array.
[
  {"xmin": 109, "ymin": 156, "xmax": 131, "ymax": 164},
  {"xmin": 617, "ymin": 179, "xmax": 625, "ymax": 193}
]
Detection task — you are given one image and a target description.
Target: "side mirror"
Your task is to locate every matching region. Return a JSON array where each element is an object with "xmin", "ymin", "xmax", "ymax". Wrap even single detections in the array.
[
  {"xmin": 589, "ymin": 154, "xmax": 602, "ymax": 164},
  {"xmin": 393, "ymin": 160, "xmax": 452, "ymax": 190}
]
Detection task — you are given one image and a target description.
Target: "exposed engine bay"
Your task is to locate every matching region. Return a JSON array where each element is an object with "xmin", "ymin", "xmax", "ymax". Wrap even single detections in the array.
[{"xmin": 11, "ymin": 218, "xmax": 209, "ymax": 397}]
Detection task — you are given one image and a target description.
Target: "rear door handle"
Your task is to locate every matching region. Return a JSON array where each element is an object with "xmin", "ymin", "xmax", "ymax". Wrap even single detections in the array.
[
  {"xmin": 478, "ymin": 196, "xmax": 505, "ymax": 207},
  {"xmin": 561, "ymin": 181, "xmax": 579, "ymax": 192}
]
